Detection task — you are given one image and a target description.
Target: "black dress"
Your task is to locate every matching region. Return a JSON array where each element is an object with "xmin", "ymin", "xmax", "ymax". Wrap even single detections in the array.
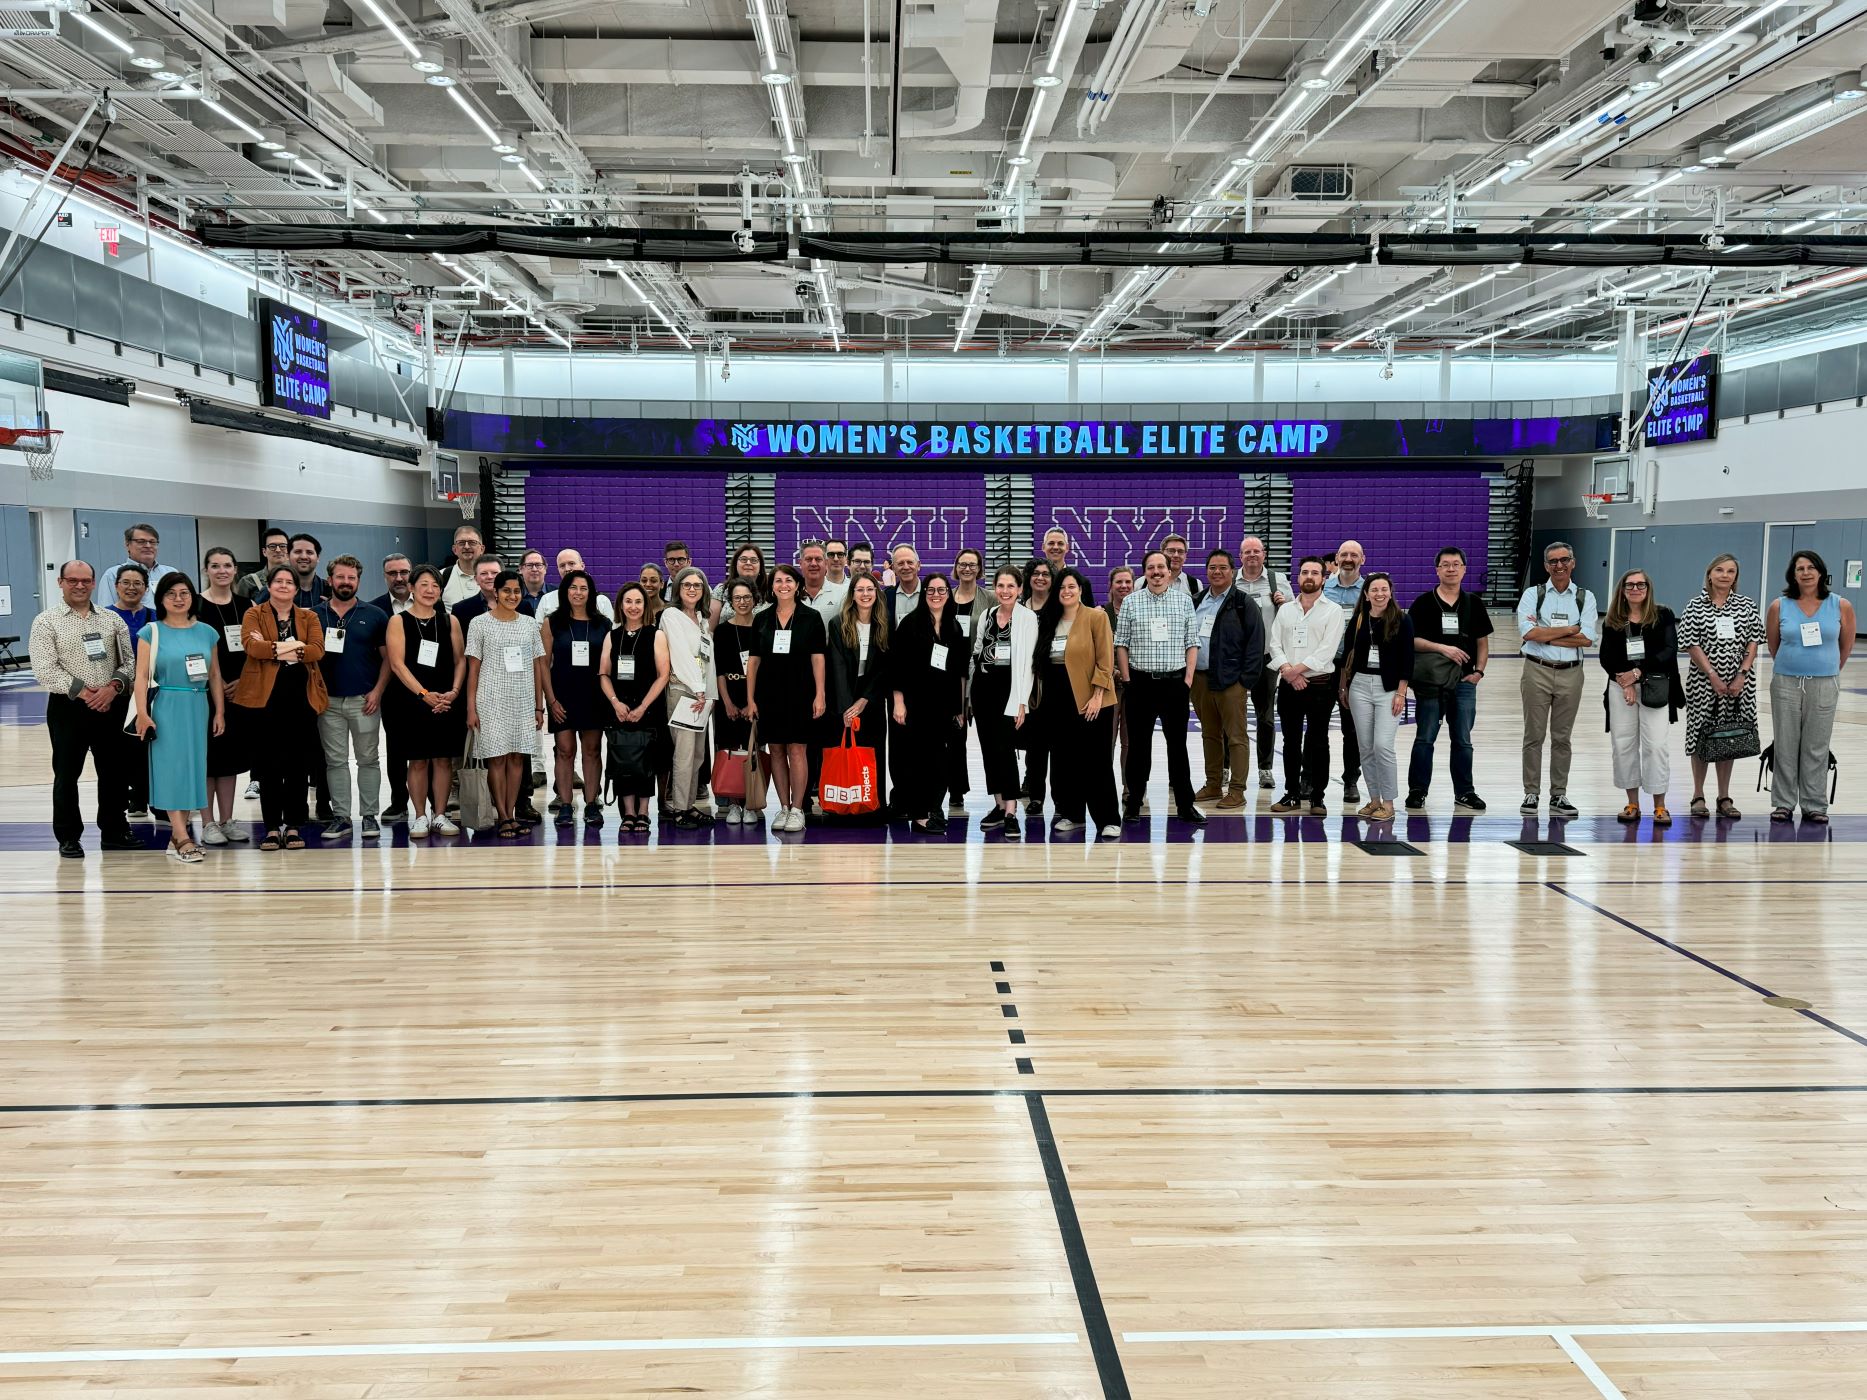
[
  {"xmin": 825, "ymin": 617, "xmax": 891, "ymax": 809},
  {"xmin": 546, "ymin": 613, "xmax": 606, "ymax": 733},
  {"xmin": 715, "ymin": 620, "xmax": 757, "ymax": 749},
  {"xmin": 198, "ymin": 595, "xmax": 247, "ymax": 779},
  {"xmin": 605, "ymin": 624, "xmax": 665, "ymax": 797},
  {"xmin": 890, "ymin": 606, "xmax": 967, "ymax": 821},
  {"xmin": 972, "ymin": 609, "xmax": 1022, "ymax": 796},
  {"xmin": 750, "ymin": 604, "xmax": 828, "ymax": 745},
  {"xmin": 385, "ymin": 610, "xmax": 468, "ymax": 761}
]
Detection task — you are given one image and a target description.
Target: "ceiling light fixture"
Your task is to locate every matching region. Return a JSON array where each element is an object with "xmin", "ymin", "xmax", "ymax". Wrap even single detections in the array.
[
  {"xmin": 1657, "ymin": 0, "xmax": 1797, "ymax": 82},
  {"xmin": 1321, "ymin": 0, "xmax": 1406, "ymax": 79},
  {"xmin": 1294, "ymin": 59, "xmax": 1330, "ymax": 91},
  {"xmin": 609, "ymin": 261, "xmax": 694, "ymax": 350},
  {"xmin": 1032, "ymin": 71, "xmax": 1062, "ymax": 88},
  {"xmin": 256, "ymin": 127, "xmax": 289, "ymax": 153},
  {"xmin": 515, "ymin": 162, "xmax": 546, "ymax": 191},
  {"xmin": 760, "ymin": 58, "xmax": 795, "ymax": 86},
  {"xmin": 1626, "ymin": 62, "xmax": 1661, "ymax": 93},
  {"xmin": 445, "ymin": 85, "xmax": 501, "ymax": 145},
  {"xmin": 128, "ymin": 38, "xmax": 164, "ymax": 69},
  {"xmin": 72, "ymin": 9, "xmax": 135, "ymax": 54},
  {"xmin": 1728, "ymin": 97, "xmax": 1842, "ymax": 155},
  {"xmin": 1838, "ymin": 69, "xmax": 1867, "ymax": 102},
  {"xmin": 492, "ymin": 130, "xmax": 520, "ymax": 157},
  {"xmin": 1005, "ymin": 153, "xmax": 1032, "ymax": 167},
  {"xmin": 1697, "ymin": 140, "xmax": 1730, "ymax": 166},
  {"xmin": 202, "ymin": 97, "xmax": 264, "ymax": 143},
  {"xmin": 1042, "ymin": 0, "xmax": 1083, "ymax": 77},
  {"xmin": 354, "ymin": 0, "xmax": 424, "ymax": 60},
  {"xmin": 1503, "ymin": 144, "xmax": 1532, "ymax": 168}
]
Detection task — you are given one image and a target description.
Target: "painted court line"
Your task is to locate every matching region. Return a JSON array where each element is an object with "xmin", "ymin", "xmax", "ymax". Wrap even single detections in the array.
[
  {"xmin": 1123, "ymin": 1321, "xmax": 1867, "ymax": 1342},
  {"xmin": 0, "ymin": 1332, "xmax": 1081, "ymax": 1366},
  {"xmin": 1554, "ymin": 1332, "xmax": 1629, "ymax": 1400}
]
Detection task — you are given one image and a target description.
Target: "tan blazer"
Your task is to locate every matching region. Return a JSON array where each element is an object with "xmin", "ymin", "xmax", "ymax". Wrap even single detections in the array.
[
  {"xmin": 231, "ymin": 604, "xmax": 329, "ymax": 714},
  {"xmin": 1060, "ymin": 606, "xmax": 1116, "ymax": 712}
]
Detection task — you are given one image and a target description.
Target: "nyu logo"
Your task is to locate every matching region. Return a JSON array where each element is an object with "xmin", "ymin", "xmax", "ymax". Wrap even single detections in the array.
[
  {"xmin": 789, "ymin": 505, "xmax": 970, "ymax": 564},
  {"xmin": 1048, "ymin": 505, "xmax": 1232, "ymax": 572},
  {"xmin": 1650, "ymin": 376, "xmax": 1675, "ymax": 418},
  {"xmin": 272, "ymin": 315, "xmax": 296, "ymax": 374},
  {"xmin": 730, "ymin": 423, "xmax": 761, "ymax": 453}
]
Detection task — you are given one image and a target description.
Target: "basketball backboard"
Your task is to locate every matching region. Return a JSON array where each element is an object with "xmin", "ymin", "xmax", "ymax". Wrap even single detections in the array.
[{"xmin": 0, "ymin": 349, "xmax": 46, "ymax": 435}]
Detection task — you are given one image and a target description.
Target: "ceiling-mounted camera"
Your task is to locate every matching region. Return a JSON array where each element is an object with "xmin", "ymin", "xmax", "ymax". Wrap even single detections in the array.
[
  {"xmin": 732, "ymin": 228, "xmax": 758, "ymax": 254},
  {"xmin": 795, "ymin": 280, "xmax": 814, "ymax": 304}
]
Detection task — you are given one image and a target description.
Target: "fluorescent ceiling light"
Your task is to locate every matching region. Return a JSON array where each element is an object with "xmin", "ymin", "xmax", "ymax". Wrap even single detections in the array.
[
  {"xmin": 609, "ymin": 262, "xmax": 694, "ymax": 349},
  {"xmin": 1528, "ymin": 94, "xmax": 1630, "ymax": 161},
  {"xmin": 202, "ymin": 97, "xmax": 263, "ymax": 142},
  {"xmin": 515, "ymin": 162, "xmax": 546, "ymax": 191},
  {"xmin": 1321, "ymin": 0, "xmax": 1405, "ymax": 79},
  {"xmin": 1728, "ymin": 98, "xmax": 1837, "ymax": 155},
  {"xmin": 1043, "ymin": 0, "xmax": 1081, "ymax": 75},
  {"xmin": 1657, "ymin": 0, "xmax": 1797, "ymax": 82},
  {"xmin": 72, "ymin": 9, "xmax": 134, "ymax": 53},
  {"xmin": 445, "ymin": 85, "xmax": 500, "ymax": 144},
  {"xmin": 353, "ymin": 0, "xmax": 423, "ymax": 60}
]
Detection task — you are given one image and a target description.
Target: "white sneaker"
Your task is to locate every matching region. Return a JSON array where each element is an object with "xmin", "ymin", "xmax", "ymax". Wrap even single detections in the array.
[
  {"xmin": 786, "ymin": 807, "xmax": 807, "ymax": 832},
  {"xmin": 431, "ymin": 813, "xmax": 460, "ymax": 836},
  {"xmin": 220, "ymin": 820, "xmax": 250, "ymax": 843},
  {"xmin": 1053, "ymin": 818, "xmax": 1082, "ymax": 833},
  {"xmin": 1099, "ymin": 824, "xmax": 1123, "ymax": 839},
  {"xmin": 202, "ymin": 822, "xmax": 228, "ymax": 846},
  {"xmin": 244, "ymin": 779, "xmax": 260, "ymax": 799},
  {"xmin": 408, "ymin": 815, "xmax": 430, "ymax": 839},
  {"xmin": 727, "ymin": 805, "xmax": 746, "ymax": 824}
]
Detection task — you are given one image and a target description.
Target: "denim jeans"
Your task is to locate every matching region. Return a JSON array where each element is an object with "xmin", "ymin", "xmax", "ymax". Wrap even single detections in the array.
[{"xmin": 1407, "ymin": 678, "xmax": 1478, "ymax": 796}]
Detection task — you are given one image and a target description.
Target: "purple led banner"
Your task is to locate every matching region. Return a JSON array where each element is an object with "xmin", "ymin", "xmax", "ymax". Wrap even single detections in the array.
[
  {"xmin": 773, "ymin": 471, "xmax": 988, "ymax": 571},
  {"xmin": 1029, "ymin": 471, "xmax": 1241, "ymax": 578}
]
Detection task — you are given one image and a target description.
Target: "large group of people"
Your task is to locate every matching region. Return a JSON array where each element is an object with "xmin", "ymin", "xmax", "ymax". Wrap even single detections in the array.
[{"xmin": 28, "ymin": 519, "xmax": 1857, "ymax": 859}]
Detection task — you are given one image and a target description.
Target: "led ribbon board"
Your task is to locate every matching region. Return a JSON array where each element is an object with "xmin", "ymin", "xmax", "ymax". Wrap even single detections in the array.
[
  {"xmin": 258, "ymin": 296, "xmax": 332, "ymax": 420},
  {"xmin": 1642, "ymin": 353, "xmax": 1718, "ymax": 446},
  {"xmin": 445, "ymin": 414, "xmax": 1618, "ymax": 460}
]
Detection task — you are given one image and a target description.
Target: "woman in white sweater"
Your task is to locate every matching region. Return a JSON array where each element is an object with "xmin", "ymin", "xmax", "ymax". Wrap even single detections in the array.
[{"xmin": 970, "ymin": 566, "xmax": 1038, "ymax": 836}]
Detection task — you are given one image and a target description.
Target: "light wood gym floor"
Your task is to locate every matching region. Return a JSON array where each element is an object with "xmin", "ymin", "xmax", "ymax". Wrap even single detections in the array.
[{"xmin": 0, "ymin": 638, "xmax": 1864, "ymax": 1398}]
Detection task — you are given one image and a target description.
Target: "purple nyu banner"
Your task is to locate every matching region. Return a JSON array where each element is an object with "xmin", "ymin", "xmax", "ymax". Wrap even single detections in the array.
[
  {"xmin": 774, "ymin": 471, "xmax": 987, "ymax": 571},
  {"xmin": 1030, "ymin": 471, "xmax": 1242, "ymax": 577},
  {"xmin": 1291, "ymin": 471, "xmax": 1490, "ymax": 599}
]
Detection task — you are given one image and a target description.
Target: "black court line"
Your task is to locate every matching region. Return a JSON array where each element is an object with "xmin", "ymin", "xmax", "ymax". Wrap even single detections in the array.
[
  {"xmin": 6, "ymin": 1084, "xmax": 1867, "ymax": 1115},
  {"xmin": 1549, "ymin": 882, "xmax": 1867, "ymax": 1051},
  {"xmin": 1026, "ymin": 1092, "xmax": 1130, "ymax": 1399}
]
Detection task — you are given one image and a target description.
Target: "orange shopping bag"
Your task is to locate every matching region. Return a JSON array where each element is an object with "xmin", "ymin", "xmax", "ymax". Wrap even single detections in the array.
[{"xmin": 818, "ymin": 725, "xmax": 881, "ymax": 816}]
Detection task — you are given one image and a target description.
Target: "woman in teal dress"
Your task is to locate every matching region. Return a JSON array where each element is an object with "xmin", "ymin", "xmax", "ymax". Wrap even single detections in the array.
[{"xmin": 133, "ymin": 572, "xmax": 226, "ymax": 864}]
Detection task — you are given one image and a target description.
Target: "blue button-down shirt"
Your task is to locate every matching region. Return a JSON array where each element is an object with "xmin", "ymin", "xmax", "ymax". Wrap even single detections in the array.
[
  {"xmin": 1194, "ymin": 584, "xmax": 1231, "ymax": 671},
  {"xmin": 1322, "ymin": 574, "xmax": 1366, "ymax": 659},
  {"xmin": 1114, "ymin": 584, "xmax": 1199, "ymax": 672}
]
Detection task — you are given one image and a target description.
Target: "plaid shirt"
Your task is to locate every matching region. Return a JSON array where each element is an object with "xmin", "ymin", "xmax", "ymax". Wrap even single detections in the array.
[{"xmin": 1113, "ymin": 585, "xmax": 1199, "ymax": 672}]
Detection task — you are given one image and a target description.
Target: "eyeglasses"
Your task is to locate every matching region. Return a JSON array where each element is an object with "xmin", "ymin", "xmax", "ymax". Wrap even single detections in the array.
[
  {"xmin": 825, "ymin": 550, "xmax": 847, "ymax": 559},
  {"xmin": 386, "ymin": 569, "xmax": 412, "ymax": 578},
  {"xmin": 129, "ymin": 537, "xmax": 158, "ymax": 547},
  {"xmin": 1547, "ymin": 556, "xmax": 1574, "ymax": 565},
  {"xmin": 1625, "ymin": 582, "xmax": 1649, "ymax": 590}
]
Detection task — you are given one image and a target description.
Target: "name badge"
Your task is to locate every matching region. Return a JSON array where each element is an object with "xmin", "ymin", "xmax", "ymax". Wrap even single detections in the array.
[
  {"xmin": 1198, "ymin": 616, "xmax": 1215, "ymax": 639},
  {"xmin": 1625, "ymin": 636, "xmax": 1647, "ymax": 661},
  {"xmin": 417, "ymin": 639, "xmax": 440, "ymax": 667},
  {"xmin": 957, "ymin": 615, "xmax": 973, "ymax": 637},
  {"xmin": 571, "ymin": 640, "xmax": 591, "ymax": 667},
  {"xmin": 1050, "ymin": 635, "xmax": 1068, "ymax": 659},
  {"xmin": 1800, "ymin": 619, "xmax": 1823, "ymax": 647},
  {"xmin": 1547, "ymin": 610, "xmax": 1571, "ymax": 625},
  {"xmin": 223, "ymin": 625, "xmax": 244, "ymax": 654},
  {"xmin": 930, "ymin": 643, "xmax": 949, "ymax": 671},
  {"xmin": 858, "ymin": 638, "xmax": 870, "ymax": 666},
  {"xmin": 325, "ymin": 627, "xmax": 346, "ymax": 655},
  {"xmin": 184, "ymin": 652, "xmax": 209, "ymax": 683},
  {"xmin": 502, "ymin": 644, "xmax": 524, "ymax": 673},
  {"xmin": 738, "ymin": 650, "xmax": 751, "ymax": 670},
  {"xmin": 1293, "ymin": 626, "xmax": 1309, "ymax": 650},
  {"xmin": 82, "ymin": 633, "xmax": 107, "ymax": 661},
  {"xmin": 616, "ymin": 654, "xmax": 637, "ymax": 681},
  {"xmin": 697, "ymin": 636, "xmax": 712, "ymax": 663},
  {"xmin": 773, "ymin": 630, "xmax": 793, "ymax": 655},
  {"xmin": 1367, "ymin": 643, "xmax": 1382, "ymax": 668},
  {"xmin": 993, "ymin": 640, "xmax": 1011, "ymax": 666},
  {"xmin": 1714, "ymin": 615, "xmax": 1736, "ymax": 641},
  {"xmin": 1150, "ymin": 618, "xmax": 1171, "ymax": 641},
  {"xmin": 1441, "ymin": 611, "xmax": 1460, "ymax": 635}
]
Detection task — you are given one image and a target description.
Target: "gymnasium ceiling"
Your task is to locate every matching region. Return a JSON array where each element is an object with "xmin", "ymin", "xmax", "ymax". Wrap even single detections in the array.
[{"xmin": 4, "ymin": 0, "xmax": 1867, "ymax": 359}]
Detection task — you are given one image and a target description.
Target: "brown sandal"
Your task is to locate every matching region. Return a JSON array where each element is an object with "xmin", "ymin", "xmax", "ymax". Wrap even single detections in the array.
[{"xmin": 1716, "ymin": 797, "xmax": 1741, "ymax": 820}]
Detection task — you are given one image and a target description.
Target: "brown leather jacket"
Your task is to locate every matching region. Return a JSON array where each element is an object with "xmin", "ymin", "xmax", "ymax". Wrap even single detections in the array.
[{"xmin": 230, "ymin": 604, "xmax": 329, "ymax": 714}]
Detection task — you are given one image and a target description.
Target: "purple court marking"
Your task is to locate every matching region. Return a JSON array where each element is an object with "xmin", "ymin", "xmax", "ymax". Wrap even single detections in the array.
[
  {"xmin": 1548, "ymin": 882, "xmax": 1867, "ymax": 1051},
  {"xmin": 525, "ymin": 467, "xmax": 729, "ymax": 586},
  {"xmin": 1030, "ymin": 471, "xmax": 1237, "ymax": 575},
  {"xmin": 0, "ymin": 688, "xmax": 47, "ymax": 726},
  {"xmin": 773, "ymin": 471, "xmax": 988, "ymax": 572},
  {"xmin": 0, "ymin": 810, "xmax": 1856, "ymax": 855}
]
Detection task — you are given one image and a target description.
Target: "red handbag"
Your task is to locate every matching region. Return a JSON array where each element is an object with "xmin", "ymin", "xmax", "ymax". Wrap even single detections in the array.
[
  {"xmin": 711, "ymin": 745, "xmax": 749, "ymax": 802},
  {"xmin": 819, "ymin": 726, "xmax": 881, "ymax": 815}
]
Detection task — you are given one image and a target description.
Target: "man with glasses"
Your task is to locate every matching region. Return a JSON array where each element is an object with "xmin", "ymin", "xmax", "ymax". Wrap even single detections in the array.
[
  {"xmin": 1114, "ymin": 550, "xmax": 1207, "ymax": 826},
  {"xmin": 29, "ymin": 562, "xmax": 143, "ymax": 858},
  {"xmin": 369, "ymin": 553, "xmax": 415, "ymax": 615},
  {"xmin": 439, "ymin": 523, "xmax": 483, "ymax": 608},
  {"xmin": 662, "ymin": 541, "xmax": 691, "ymax": 600},
  {"xmin": 99, "ymin": 523, "xmax": 176, "ymax": 601},
  {"xmin": 238, "ymin": 528, "xmax": 291, "ymax": 602},
  {"xmin": 848, "ymin": 541, "xmax": 874, "ymax": 579},
  {"xmin": 1517, "ymin": 541, "xmax": 1597, "ymax": 818},
  {"xmin": 824, "ymin": 538, "xmax": 850, "ymax": 587}
]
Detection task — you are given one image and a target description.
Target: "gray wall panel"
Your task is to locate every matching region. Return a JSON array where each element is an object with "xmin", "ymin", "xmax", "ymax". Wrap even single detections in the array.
[
  {"xmin": 121, "ymin": 281, "xmax": 164, "ymax": 352},
  {"xmin": 72, "ymin": 259, "xmax": 122, "ymax": 341},
  {"xmin": 21, "ymin": 247, "xmax": 77, "ymax": 328},
  {"xmin": 158, "ymin": 288, "xmax": 201, "ymax": 362}
]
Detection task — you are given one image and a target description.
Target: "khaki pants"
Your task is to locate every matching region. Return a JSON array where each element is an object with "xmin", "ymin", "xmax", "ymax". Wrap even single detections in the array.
[
  {"xmin": 1191, "ymin": 671, "xmax": 1253, "ymax": 793},
  {"xmin": 1520, "ymin": 659, "xmax": 1585, "ymax": 797}
]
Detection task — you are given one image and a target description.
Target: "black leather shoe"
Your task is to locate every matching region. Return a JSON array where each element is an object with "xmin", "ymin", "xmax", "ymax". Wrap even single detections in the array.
[
  {"xmin": 58, "ymin": 840, "xmax": 83, "ymax": 859},
  {"xmin": 1121, "ymin": 803, "xmax": 1142, "ymax": 823},
  {"xmin": 100, "ymin": 831, "xmax": 145, "ymax": 851},
  {"xmin": 1175, "ymin": 807, "xmax": 1208, "ymax": 826}
]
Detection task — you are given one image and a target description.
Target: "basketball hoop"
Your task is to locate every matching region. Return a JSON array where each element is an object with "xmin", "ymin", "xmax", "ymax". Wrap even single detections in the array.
[
  {"xmin": 446, "ymin": 491, "xmax": 479, "ymax": 519},
  {"xmin": 0, "ymin": 426, "xmax": 61, "ymax": 482},
  {"xmin": 1582, "ymin": 492, "xmax": 1614, "ymax": 520}
]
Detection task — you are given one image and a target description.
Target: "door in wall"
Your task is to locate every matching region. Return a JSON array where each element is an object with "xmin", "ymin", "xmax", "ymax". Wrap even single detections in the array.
[{"xmin": 0, "ymin": 505, "xmax": 39, "ymax": 638}]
